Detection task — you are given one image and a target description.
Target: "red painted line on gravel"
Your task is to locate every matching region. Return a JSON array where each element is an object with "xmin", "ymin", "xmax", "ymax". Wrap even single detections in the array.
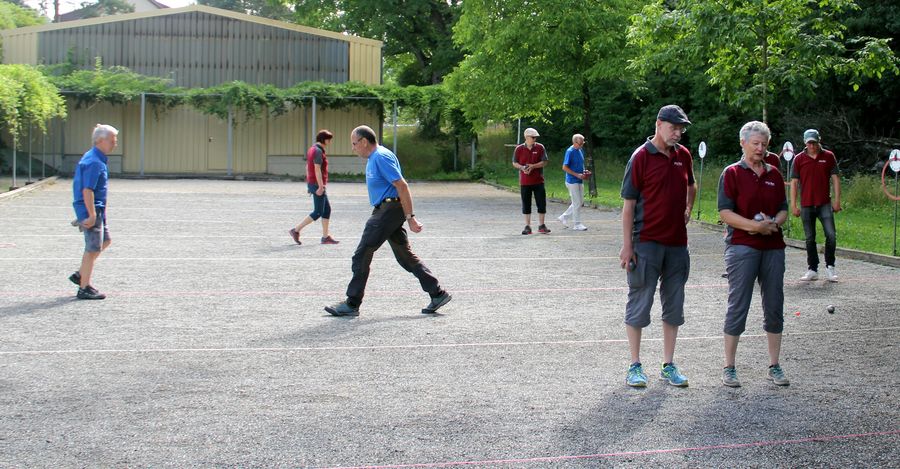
[{"xmin": 319, "ymin": 429, "xmax": 900, "ymax": 468}]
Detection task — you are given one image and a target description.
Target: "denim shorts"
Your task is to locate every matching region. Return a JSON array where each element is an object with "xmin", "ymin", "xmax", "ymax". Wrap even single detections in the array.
[{"xmin": 81, "ymin": 210, "xmax": 110, "ymax": 252}]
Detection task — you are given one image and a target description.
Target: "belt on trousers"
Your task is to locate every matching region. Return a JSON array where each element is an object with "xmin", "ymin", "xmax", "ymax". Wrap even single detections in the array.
[{"xmin": 375, "ymin": 197, "xmax": 400, "ymax": 209}]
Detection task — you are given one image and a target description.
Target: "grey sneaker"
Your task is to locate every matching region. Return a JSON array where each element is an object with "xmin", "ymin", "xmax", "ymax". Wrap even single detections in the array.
[
  {"xmin": 423, "ymin": 291, "xmax": 452, "ymax": 314},
  {"xmin": 77, "ymin": 286, "xmax": 106, "ymax": 300},
  {"xmin": 722, "ymin": 367, "xmax": 741, "ymax": 387},
  {"xmin": 324, "ymin": 301, "xmax": 359, "ymax": 317},
  {"xmin": 767, "ymin": 364, "xmax": 790, "ymax": 386}
]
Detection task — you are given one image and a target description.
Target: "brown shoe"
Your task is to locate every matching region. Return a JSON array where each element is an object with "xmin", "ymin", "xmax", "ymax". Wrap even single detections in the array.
[
  {"xmin": 321, "ymin": 236, "xmax": 339, "ymax": 245},
  {"xmin": 288, "ymin": 228, "xmax": 301, "ymax": 245}
]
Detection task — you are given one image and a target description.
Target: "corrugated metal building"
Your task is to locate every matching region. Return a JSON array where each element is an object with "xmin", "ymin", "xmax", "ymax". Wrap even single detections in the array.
[{"xmin": 0, "ymin": 5, "xmax": 383, "ymax": 176}]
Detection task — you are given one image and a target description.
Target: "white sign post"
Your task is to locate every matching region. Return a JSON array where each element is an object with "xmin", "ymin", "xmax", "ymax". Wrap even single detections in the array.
[
  {"xmin": 890, "ymin": 149, "xmax": 900, "ymax": 256},
  {"xmin": 696, "ymin": 142, "xmax": 707, "ymax": 220},
  {"xmin": 782, "ymin": 142, "xmax": 795, "ymax": 237}
]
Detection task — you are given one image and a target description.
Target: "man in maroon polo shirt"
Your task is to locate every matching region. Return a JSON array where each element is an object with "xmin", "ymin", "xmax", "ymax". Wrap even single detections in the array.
[
  {"xmin": 619, "ymin": 104, "xmax": 697, "ymax": 388},
  {"xmin": 513, "ymin": 127, "xmax": 551, "ymax": 235},
  {"xmin": 790, "ymin": 129, "xmax": 842, "ymax": 282}
]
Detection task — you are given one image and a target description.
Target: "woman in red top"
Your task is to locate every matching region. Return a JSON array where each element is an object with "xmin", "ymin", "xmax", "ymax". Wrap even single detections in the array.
[
  {"xmin": 289, "ymin": 130, "xmax": 339, "ymax": 245},
  {"xmin": 717, "ymin": 121, "xmax": 789, "ymax": 388}
]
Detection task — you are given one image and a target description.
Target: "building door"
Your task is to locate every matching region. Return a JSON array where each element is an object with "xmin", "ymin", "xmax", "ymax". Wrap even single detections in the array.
[{"xmin": 206, "ymin": 116, "xmax": 229, "ymax": 171}]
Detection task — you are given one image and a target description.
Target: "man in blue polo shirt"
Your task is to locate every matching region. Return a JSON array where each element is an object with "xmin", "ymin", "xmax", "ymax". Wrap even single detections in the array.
[
  {"xmin": 325, "ymin": 125, "xmax": 451, "ymax": 317},
  {"xmin": 69, "ymin": 124, "xmax": 118, "ymax": 300}
]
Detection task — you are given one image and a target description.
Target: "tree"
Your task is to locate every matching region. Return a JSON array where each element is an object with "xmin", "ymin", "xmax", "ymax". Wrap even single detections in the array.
[
  {"xmin": 0, "ymin": 1, "xmax": 46, "ymax": 30},
  {"xmin": 74, "ymin": 0, "xmax": 135, "ymax": 18},
  {"xmin": 198, "ymin": 0, "xmax": 294, "ymax": 22},
  {"xmin": 628, "ymin": 0, "xmax": 899, "ymax": 123},
  {"xmin": 446, "ymin": 0, "xmax": 637, "ymax": 194},
  {"xmin": 290, "ymin": 0, "xmax": 463, "ymax": 85}
]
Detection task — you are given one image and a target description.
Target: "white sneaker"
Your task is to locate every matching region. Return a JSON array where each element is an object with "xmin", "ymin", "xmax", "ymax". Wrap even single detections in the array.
[
  {"xmin": 573, "ymin": 223, "xmax": 588, "ymax": 231},
  {"xmin": 557, "ymin": 214, "xmax": 569, "ymax": 227},
  {"xmin": 825, "ymin": 266, "xmax": 838, "ymax": 282},
  {"xmin": 799, "ymin": 269, "xmax": 819, "ymax": 281}
]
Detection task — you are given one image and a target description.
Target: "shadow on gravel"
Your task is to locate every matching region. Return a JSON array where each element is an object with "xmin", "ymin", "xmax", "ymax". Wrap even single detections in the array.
[
  {"xmin": 0, "ymin": 297, "xmax": 75, "ymax": 318},
  {"xmin": 264, "ymin": 312, "xmax": 443, "ymax": 347},
  {"xmin": 551, "ymin": 385, "xmax": 671, "ymax": 458}
]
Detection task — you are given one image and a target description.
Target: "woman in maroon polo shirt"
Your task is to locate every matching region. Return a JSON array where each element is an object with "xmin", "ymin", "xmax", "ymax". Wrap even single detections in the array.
[
  {"xmin": 717, "ymin": 121, "xmax": 790, "ymax": 388},
  {"xmin": 289, "ymin": 130, "xmax": 339, "ymax": 245}
]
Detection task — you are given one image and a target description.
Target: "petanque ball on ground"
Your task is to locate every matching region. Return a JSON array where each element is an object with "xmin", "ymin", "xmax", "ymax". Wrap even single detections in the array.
[{"xmin": 827, "ymin": 305, "xmax": 835, "ymax": 314}]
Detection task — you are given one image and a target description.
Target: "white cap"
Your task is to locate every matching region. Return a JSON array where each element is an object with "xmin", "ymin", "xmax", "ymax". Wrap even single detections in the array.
[{"xmin": 523, "ymin": 128, "xmax": 540, "ymax": 138}]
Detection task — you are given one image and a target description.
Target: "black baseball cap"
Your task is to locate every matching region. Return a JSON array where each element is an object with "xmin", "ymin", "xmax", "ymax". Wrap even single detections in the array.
[{"xmin": 657, "ymin": 105, "xmax": 691, "ymax": 125}]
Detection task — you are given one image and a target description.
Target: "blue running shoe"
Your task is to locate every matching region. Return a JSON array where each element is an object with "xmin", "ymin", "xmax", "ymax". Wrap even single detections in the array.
[
  {"xmin": 660, "ymin": 363, "xmax": 689, "ymax": 387},
  {"xmin": 767, "ymin": 364, "xmax": 790, "ymax": 386},
  {"xmin": 626, "ymin": 363, "xmax": 648, "ymax": 387}
]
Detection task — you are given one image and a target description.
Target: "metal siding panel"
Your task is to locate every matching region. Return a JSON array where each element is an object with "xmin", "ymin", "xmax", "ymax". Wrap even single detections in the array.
[
  {"xmin": 234, "ymin": 110, "xmax": 267, "ymax": 173},
  {"xmin": 318, "ymin": 106, "xmax": 379, "ymax": 156},
  {"xmin": 62, "ymin": 100, "xmax": 125, "ymax": 156},
  {"xmin": 121, "ymin": 101, "xmax": 141, "ymax": 173},
  {"xmin": 267, "ymin": 104, "xmax": 306, "ymax": 156}
]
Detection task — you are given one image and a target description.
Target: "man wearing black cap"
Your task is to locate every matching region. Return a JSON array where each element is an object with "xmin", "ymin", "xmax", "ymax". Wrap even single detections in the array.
[
  {"xmin": 790, "ymin": 129, "xmax": 842, "ymax": 282},
  {"xmin": 619, "ymin": 104, "xmax": 697, "ymax": 388}
]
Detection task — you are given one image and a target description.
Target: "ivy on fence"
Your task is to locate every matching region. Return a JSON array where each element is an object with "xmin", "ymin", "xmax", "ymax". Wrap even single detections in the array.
[{"xmin": 31, "ymin": 60, "xmax": 471, "ymax": 138}]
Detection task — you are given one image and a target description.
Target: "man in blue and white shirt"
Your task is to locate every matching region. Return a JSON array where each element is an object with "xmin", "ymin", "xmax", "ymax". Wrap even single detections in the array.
[{"xmin": 559, "ymin": 133, "xmax": 590, "ymax": 231}]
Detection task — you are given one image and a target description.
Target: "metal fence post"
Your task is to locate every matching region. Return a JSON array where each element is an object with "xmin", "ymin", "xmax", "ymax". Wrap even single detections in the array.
[
  {"xmin": 471, "ymin": 138, "xmax": 476, "ymax": 170},
  {"xmin": 11, "ymin": 135, "xmax": 17, "ymax": 190},
  {"xmin": 42, "ymin": 129, "xmax": 46, "ymax": 179},
  {"xmin": 27, "ymin": 124, "xmax": 33, "ymax": 183},
  {"xmin": 311, "ymin": 96, "xmax": 317, "ymax": 144},
  {"xmin": 227, "ymin": 107, "xmax": 233, "ymax": 177},
  {"xmin": 140, "ymin": 93, "xmax": 146, "ymax": 177}
]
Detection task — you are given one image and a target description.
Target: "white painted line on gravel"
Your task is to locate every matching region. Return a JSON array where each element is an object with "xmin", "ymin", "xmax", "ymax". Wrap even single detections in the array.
[{"xmin": 0, "ymin": 327, "xmax": 896, "ymax": 356}]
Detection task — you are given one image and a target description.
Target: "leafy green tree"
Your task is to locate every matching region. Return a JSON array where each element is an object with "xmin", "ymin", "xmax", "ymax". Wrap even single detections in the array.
[
  {"xmin": 0, "ymin": 1, "xmax": 47, "ymax": 30},
  {"xmin": 446, "ymin": 0, "xmax": 636, "ymax": 194},
  {"xmin": 198, "ymin": 0, "xmax": 294, "ymax": 21},
  {"xmin": 291, "ymin": 0, "xmax": 462, "ymax": 86},
  {"xmin": 0, "ymin": 64, "xmax": 66, "ymax": 181},
  {"xmin": 628, "ymin": 0, "xmax": 899, "ymax": 123},
  {"xmin": 75, "ymin": 0, "xmax": 135, "ymax": 18}
]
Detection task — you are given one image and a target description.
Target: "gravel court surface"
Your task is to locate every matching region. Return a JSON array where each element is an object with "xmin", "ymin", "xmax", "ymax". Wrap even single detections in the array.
[{"xmin": 0, "ymin": 178, "xmax": 898, "ymax": 468}]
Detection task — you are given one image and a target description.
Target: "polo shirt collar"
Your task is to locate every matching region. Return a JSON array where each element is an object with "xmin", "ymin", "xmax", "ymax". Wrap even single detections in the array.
[
  {"xmin": 644, "ymin": 137, "xmax": 677, "ymax": 156},
  {"xmin": 738, "ymin": 158, "xmax": 770, "ymax": 173}
]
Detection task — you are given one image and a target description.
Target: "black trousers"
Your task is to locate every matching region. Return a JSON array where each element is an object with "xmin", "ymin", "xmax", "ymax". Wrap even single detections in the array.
[
  {"xmin": 346, "ymin": 201, "xmax": 442, "ymax": 306},
  {"xmin": 520, "ymin": 183, "xmax": 547, "ymax": 215}
]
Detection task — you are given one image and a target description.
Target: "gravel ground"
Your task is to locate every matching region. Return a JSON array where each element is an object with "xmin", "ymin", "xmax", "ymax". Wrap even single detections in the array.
[{"xmin": 0, "ymin": 178, "xmax": 897, "ymax": 468}]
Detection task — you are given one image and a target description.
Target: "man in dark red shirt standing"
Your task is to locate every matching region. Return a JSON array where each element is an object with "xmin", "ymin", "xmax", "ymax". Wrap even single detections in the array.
[
  {"xmin": 512, "ymin": 128, "xmax": 550, "ymax": 235},
  {"xmin": 790, "ymin": 129, "xmax": 842, "ymax": 282},
  {"xmin": 619, "ymin": 105, "xmax": 697, "ymax": 388}
]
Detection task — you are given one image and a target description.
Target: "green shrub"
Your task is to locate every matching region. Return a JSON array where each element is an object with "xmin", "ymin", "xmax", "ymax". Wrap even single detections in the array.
[{"xmin": 843, "ymin": 174, "xmax": 894, "ymax": 210}]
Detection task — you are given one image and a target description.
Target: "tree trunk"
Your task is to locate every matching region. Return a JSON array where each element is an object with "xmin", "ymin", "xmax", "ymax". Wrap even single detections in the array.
[{"xmin": 581, "ymin": 80, "xmax": 597, "ymax": 197}]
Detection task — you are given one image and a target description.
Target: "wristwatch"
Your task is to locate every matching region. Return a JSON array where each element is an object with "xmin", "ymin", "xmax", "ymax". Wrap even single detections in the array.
[{"xmin": 406, "ymin": 213, "xmax": 415, "ymax": 220}]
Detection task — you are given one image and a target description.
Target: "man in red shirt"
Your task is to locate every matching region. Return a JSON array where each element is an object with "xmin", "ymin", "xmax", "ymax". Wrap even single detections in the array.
[
  {"xmin": 619, "ymin": 104, "xmax": 697, "ymax": 388},
  {"xmin": 790, "ymin": 129, "xmax": 842, "ymax": 282},
  {"xmin": 512, "ymin": 128, "xmax": 550, "ymax": 235}
]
